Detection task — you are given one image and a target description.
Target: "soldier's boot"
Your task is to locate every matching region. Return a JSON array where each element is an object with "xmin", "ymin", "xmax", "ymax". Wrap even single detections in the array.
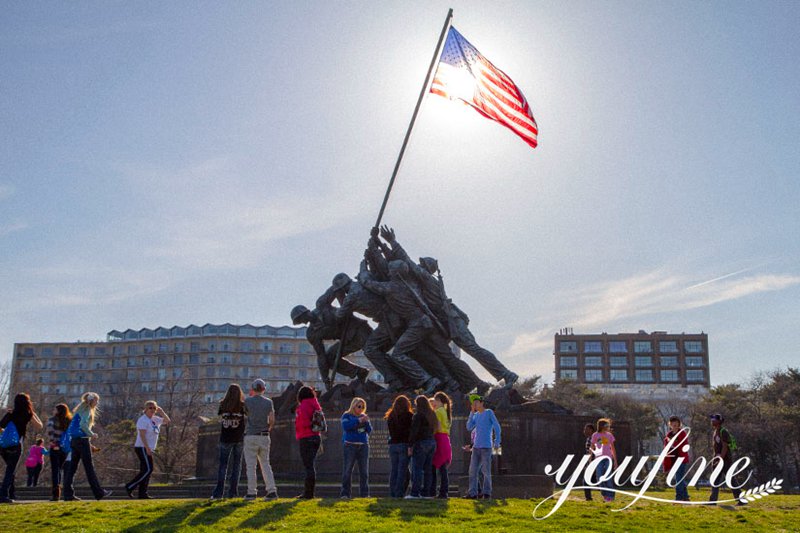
[
  {"xmin": 422, "ymin": 377, "xmax": 442, "ymax": 395},
  {"xmin": 502, "ymin": 371, "xmax": 519, "ymax": 390},
  {"xmin": 476, "ymin": 381, "xmax": 491, "ymax": 396}
]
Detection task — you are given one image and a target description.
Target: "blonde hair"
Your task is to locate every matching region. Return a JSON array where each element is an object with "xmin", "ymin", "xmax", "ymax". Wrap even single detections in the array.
[
  {"xmin": 74, "ymin": 391, "xmax": 101, "ymax": 427},
  {"xmin": 144, "ymin": 400, "xmax": 158, "ymax": 412},
  {"xmin": 345, "ymin": 397, "xmax": 367, "ymax": 416}
]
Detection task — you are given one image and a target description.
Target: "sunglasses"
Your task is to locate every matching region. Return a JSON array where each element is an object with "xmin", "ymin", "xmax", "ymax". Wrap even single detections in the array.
[{"xmin": 355, "ymin": 404, "xmax": 364, "ymax": 409}]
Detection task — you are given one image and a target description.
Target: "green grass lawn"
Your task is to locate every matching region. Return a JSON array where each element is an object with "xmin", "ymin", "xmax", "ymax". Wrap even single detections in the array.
[{"xmin": 4, "ymin": 492, "xmax": 799, "ymax": 532}]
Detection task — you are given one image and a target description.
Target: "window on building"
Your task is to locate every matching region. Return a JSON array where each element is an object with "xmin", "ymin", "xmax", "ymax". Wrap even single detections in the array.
[
  {"xmin": 610, "ymin": 369, "xmax": 628, "ymax": 381},
  {"xmin": 279, "ymin": 343, "xmax": 293, "ymax": 354},
  {"xmin": 127, "ymin": 345, "xmax": 138, "ymax": 355},
  {"xmin": 661, "ymin": 369, "xmax": 679, "ymax": 382},
  {"xmin": 684, "ymin": 341, "xmax": 704, "ymax": 353},
  {"xmin": 95, "ymin": 347, "xmax": 106, "ymax": 356},
  {"xmin": 112, "ymin": 359, "xmax": 121, "ymax": 368},
  {"xmin": 240, "ymin": 327, "xmax": 256, "ymax": 337},
  {"xmin": 221, "ymin": 342, "xmax": 231, "ymax": 351},
  {"xmin": 261, "ymin": 342, "xmax": 272, "ymax": 352},
  {"xmin": 173, "ymin": 354, "xmax": 184, "ymax": 365},
  {"xmin": 634, "ymin": 341, "xmax": 652, "ymax": 353},
  {"xmin": 659, "ymin": 341, "xmax": 678, "ymax": 353},
  {"xmin": 78, "ymin": 347, "xmax": 88, "ymax": 356},
  {"xmin": 559, "ymin": 369, "xmax": 578, "ymax": 380},
  {"xmin": 240, "ymin": 341, "xmax": 254, "ymax": 352},
  {"xmin": 158, "ymin": 368, "xmax": 166, "ymax": 380},
  {"xmin": 43, "ymin": 347, "xmax": 53, "ymax": 356},
  {"xmin": 239, "ymin": 367, "xmax": 250, "ymax": 378},
  {"xmin": 687, "ymin": 370, "xmax": 705, "ymax": 382},
  {"xmin": 190, "ymin": 342, "xmax": 200, "ymax": 352},
  {"xmin": 174, "ymin": 343, "xmax": 183, "ymax": 353},
  {"xmin": 58, "ymin": 347, "xmax": 71, "ymax": 356},
  {"xmin": 279, "ymin": 368, "xmax": 290, "ymax": 378},
  {"xmin": 559, "ymin": 341, "xmax": 577, "ymax": 353},
  {"xmin": 609, "ymin": 356, "xmax": 627, "ymax": 367},
  {"xmin": 583, "ymin": 341, "xmax": 602, "ymax": 353},
  {"xmin": 158, "ymin": 343, "xmax": 168, "ymax": 353},
  {"xmin": 23, "ymin": 347, "xmax": 35, "ymax": 356},
  {"xmin": 143, "ymin": 344, "xmax": 153, "ymax": 354},
  {"xmin": 660, "ymin": 356, "xmax": 678, "ymax": 367},
  {"xmin": 207, "ymin": 342, "xmax": 216, "ymax": 351},
  {"xmin": 609, "ymin": 341, "xmax": 627, "ymax": 353},
  {"xmin": 259, "ymin": 355, "xmax": 271, "ymax": 365},
  {"xmin": 206, "ymin": 367, "xmax": 216, "ymax": 377},
  {"xmin": 279, "ymin": 356, "xmax": 291, "ymax": 366},
  {"xmin": 685, "ymin": 356, "xmax": 704, "ymax": 367},
  {"xmin": 189, "ymin": 354, "xmax": 199, "ymax": 364},
  {"xmin": 58, "ymin": 360, "xmax": 71, "ymax": 369},
  {"xmin": 559, "ymin": 356, "xmax": 577, "ymax": 367},
  {"xmin": 298, "ymin": 368, "xmax": 308, "ymax": 379},
  {"xmin": 299, "ymin": 343, "xmax": 312, "ymax": 354},
  {"xmin": 221, "ymin": 354, "xmax": 232, "ymax": 364},
  {"xmin": 207, "ymin": 355, "xmax": 216, "ymax": 364},
  {"xmin": 635, "ymin": 356, "xmax": 652, "ymax": 367},
  {"xmin": 585, "ymin": 369, "xmax": 603, "ymax": 382},
  {"xmin": 219, "ymin": 367, "xmax": 231, "ymax": 377},
  {"xmin": 239, "ymin": 354, "xmax": 252, "ymax": 364},
  {"xmin": 635, "ymin": 369, "xmax": 654, "ymax": 382}
]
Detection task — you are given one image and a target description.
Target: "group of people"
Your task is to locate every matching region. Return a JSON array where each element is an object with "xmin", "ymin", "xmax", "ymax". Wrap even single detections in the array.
[
  {"xmin": 580, "ymin": 414, "xmax": 744, "ymax": 505},
  {"xmin": 291, "ymin": 226, "xmax": 518, "ymax": 396},
  {"xmin": 208, "ymin": 379, "xmax": 502, "ymax": 501}
]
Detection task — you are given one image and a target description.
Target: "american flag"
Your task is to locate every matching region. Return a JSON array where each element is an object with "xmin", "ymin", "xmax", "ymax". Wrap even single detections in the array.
[{"xmin": 430, "ymin": 27, "xmax": 538, "ymax": 149}]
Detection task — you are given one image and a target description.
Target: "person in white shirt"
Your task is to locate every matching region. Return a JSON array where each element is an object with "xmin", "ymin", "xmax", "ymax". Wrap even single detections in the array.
[{"xmin": 125, "ymin": 400, "xmax": 170, "ymax": 499}]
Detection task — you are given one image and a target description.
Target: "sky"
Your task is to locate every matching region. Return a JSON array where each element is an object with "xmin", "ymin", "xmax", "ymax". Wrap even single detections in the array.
[{"xmin": 1, "ymin": 2, "xmax": 798, "ymax": 387}]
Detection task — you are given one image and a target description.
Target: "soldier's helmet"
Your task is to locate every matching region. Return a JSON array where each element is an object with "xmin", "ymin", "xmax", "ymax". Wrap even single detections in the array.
[
  {"xmin": 331, "ymin": 272, "xmax": 352, "ymax": 291},
  {"xmin": 290, "ymin": 305, "xmax": 311, "ymax": 325},
  {"xmin": 419, "ymin": 257, "xmax": 438, "ymax": 274},
  {"xmin": 388, "ymin": 260, "xmax": 409, "ymax": 278}
]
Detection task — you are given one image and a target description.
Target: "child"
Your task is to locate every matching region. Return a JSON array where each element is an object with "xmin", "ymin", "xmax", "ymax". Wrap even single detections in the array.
[
  {"xmin": 663, "ymin": 416, "xmax": 690, "ymax": 501},
  {"xmin": 431, "ymin": 392, "xmax": 453, "ymax": 499},
  {"xmin": 464, "ymin": 394, "xmax": 501, "ymax": 500},
  {"xmin": 25, "ymin": 438, "xmax": 47, "ymax": 487},
  {"xmin": 591, "ymin": 418, "xmax": 617, "ymax": 502}
]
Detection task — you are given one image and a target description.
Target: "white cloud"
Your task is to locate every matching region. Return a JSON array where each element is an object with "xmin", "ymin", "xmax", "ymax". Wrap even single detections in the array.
[
  {"xmin": 0, "ymin": 220, "xmax": 27, "ymax": 237},
  {"xmin": 503, "ymin": 268, "xmax": 800, "ymax": 380}
]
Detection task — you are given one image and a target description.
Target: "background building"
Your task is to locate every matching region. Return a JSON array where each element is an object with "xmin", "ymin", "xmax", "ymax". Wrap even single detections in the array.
[
  {"xmin": 554, "ymin": 329, "xmax": 710, "ymax": 400},
  {"xmin": 9, "ymin": 323, "xmax": 381, "ymax": 414}
]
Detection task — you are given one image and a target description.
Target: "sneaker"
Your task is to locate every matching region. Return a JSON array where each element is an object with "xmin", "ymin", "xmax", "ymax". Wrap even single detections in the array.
[
  {"xmin": 462, "ymin": 494, "xmax": 478, "ymax": 499},
  {"xmin": 209, "ymin": 495, "xmax": 221, "ymax": 501},
  {"xmin": 264, "ymin": 492, "xmax": 278, "ymax": 501},
  {"xmin": 404, "ymin": 494, "xmax": 421, "ymax": 499},
  {"xmin": 339, "ymin": 495, "xmax": 350, "ymax": 499},
  {"xmin": 481, "ymin": 494, "xmax": 492, "ymax": 500},
  {"xmin": 64, "ymin": 495, "xmax": 82, "ymax": 502},
  {"xmin": 138, "ymin": 494, "xmax": 154, "ymax": 500},
  {"xmin": 97, "ymin": 489, "xmax": 113, "ymax": 500},
  {"xmin": 126, "ymin": 488, "xmax": 135, "ymax": 499},
  {"xmin": 244, "ymin": 494, "xmax": 258, "ymax": 501}
]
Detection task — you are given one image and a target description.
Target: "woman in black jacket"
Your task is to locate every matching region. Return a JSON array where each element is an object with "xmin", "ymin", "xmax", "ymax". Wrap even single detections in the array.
[
  {"xmin": 385, "ymin": 395, "xmax": 413, "ymax": 498},
  {"xmin": 406, "ymin": 395, "xmax": 438, "ymax": 499}
]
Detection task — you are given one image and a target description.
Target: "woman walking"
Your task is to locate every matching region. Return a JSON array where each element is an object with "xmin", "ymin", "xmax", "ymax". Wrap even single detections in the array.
[
  {"xmin": 25, "ymin": 438, "xmax": 47, "ymax": 487},
  {"xmin": 430, "ymin": 392, "xmax": 453, "ymax": 498},
  {"xmin": 210, "ymin": 384, "xmax": 246, "ymax": 500},
  {"xmin": 340, "ymin": 397, "xmax": 371, "ymax": 498},
  {"xmin": 62, "ymin": 392, "xmax": 113, "ymax": 501},
  {"xmin": 125, "ymin": 400, "xmax": 170, "ymax": 499},
  {"xmin": 406, "ymin": 395, "xmax": 437, "ymax": 499},
  {"xmin": 385, "ymin": 395, "xmax": 413, "ymax": 498},
  {"xmin": 0, "ymin": 393, "xmax": 43, "ymax": 503},
  {"xmin": 46, "ymin": 403, "xmax": 72, "ymax": 501},
  {"xmin": 294, "ymin": 385, "xmax": 323, "ymax": 499}
]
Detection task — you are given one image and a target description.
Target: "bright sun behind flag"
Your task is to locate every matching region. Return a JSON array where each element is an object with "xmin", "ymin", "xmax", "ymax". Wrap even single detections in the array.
[{"xmin": 431, "ymin": 27, "xmax": 539, "ymax": 149}]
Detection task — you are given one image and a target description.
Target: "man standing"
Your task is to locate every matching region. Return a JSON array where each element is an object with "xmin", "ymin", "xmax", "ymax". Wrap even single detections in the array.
[
  {"xmin": 709, "ymin": 413, "xmax": 744, "ymax": 505},
  {"xmin": 464, "ymin": 394, "xmax": 501, "ymax": 500},
  {"xmin": 663, "ymin": 416, "xmax": 690, "ymax": 502},
  {"xmin": 243, "ymin": 379, "xmax": 278, "ymax": 501}
]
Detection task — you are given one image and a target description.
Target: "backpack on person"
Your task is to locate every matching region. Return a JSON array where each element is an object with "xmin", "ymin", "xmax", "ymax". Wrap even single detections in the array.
[
  {"xmin": 311, "ymin": 409, "xmax": 327, "ymax": 433},
  {"xmin": 0, "ymin": 421, "xmax": 20, "ymax": 448},
  {"xmin": 59, "ymin": 426, "xmax": 72, "ymax": 454},
  {"xmin": 722, "ymin": 427, "xmax": 738, "ymax": 452}
]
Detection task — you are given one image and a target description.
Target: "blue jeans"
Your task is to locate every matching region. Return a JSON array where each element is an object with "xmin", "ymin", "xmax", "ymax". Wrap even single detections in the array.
[
  {"xmin": 431, "ymin": 464, "xmax": 449, "ymax": 497},
  {"xmin": 674, "ymin": 462, "xmax": 689, "ymax": 501},
  {"xmin": 468, "ymin": 447, "xmax": 493, "ymax": 497},
  {"xmin": 341, "ymin": 442, "xmax": 369, "ymax": 497},
  {"xmin": 389, "ymin": 443, "xmax": 410, "ymax": 497},
  {"xmin": 212, "ymin": 441, "xmax": 243, "ymax": 498},
  {"xmin": 596, "ymin": 457, "xmax": 614, "ymax": 500},
  {"xmin": 410, "ymin": 438, "xmax": 435, "ymax": 497}
]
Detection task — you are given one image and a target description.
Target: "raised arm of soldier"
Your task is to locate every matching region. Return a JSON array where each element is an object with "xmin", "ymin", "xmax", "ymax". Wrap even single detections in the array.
[{"xmin": 380, "ymin": 225, "xmax": 427, "ymax": 280}]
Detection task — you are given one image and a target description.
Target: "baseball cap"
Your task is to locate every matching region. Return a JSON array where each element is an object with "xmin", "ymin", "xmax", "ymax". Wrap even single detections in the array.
[
  {"xmin": 469, "ymin": 394, "xmax": 484, "ymax": 403},
  {"xmin": 709, "ymin": 413, "xmax": 724, "ymax": 422},
  {"xmin": 252, "ymin": 379, "xmax": 266, "ymax": 391}
]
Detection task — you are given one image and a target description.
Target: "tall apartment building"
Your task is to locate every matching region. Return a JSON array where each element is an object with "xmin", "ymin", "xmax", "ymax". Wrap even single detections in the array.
[
  {"xmin": 553, "ymin": 329, "xmax": 710, "ymax": 400},
  {"xmin": 9, "ymin": 323, "xmax": 381, "ymax": 413}
]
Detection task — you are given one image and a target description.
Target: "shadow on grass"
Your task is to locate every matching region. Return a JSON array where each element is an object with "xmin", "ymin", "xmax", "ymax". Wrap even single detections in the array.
[
  {"xmin": 472, "ymin": 497, "xmax": 509, "ymax": 514},
  {"xmin": 188, "ymin": 500, "xmax": 248, "ymax": 527},
  {"xmin": 365, "ymin": 498, "xmax": 449, "ymax": 522},
  {"xmin": 121, "ymin": 502, "xmax": 200, "ymax": 533},
  {"xmin": 237, "ymin": 500, "xmax": 300, "ymax": 529}
]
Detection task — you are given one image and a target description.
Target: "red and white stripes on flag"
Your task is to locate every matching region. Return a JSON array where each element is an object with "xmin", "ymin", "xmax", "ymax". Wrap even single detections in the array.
[{"xmin": 430, "ymin": 27, "xmax": 538, "ymax": 149}]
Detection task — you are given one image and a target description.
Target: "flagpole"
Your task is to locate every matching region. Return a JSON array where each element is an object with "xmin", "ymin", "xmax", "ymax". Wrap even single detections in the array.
[{"xmin": 374, "ymin": 8, "xmax": 454, "ymax": 228}]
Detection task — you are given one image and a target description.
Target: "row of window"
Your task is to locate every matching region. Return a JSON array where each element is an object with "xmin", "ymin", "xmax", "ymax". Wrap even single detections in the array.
[
  {"xmin": 19, "ymin": 365, "xmax": 313, "ymax": 384},
  {"xmin": 21, "ymin": 341, "xmax": 312, "ymax": 358},
  {"xmin": 559, "ymin": 355, "xmax": 705, "ymax": 368},
  {"xmin": 559, "ymin": 368, "xmax": 706, "ymax": 382},
  {"xmin": 558, "ymin": 340, "xmax": 705, "ymax": 354},
  {"xmin": 21, "ymin": 353, "xmax": 321, "ymax": 371}
]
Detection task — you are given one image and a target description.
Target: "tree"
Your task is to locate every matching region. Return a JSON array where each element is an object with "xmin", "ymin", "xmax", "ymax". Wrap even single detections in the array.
[
  {"xmin": 0, "ymin": 360, "xmax": 11, "ymax": 408},
  {"xmin": 512, "ymin": 374, "xmax": 542, "ymax": 399}
]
